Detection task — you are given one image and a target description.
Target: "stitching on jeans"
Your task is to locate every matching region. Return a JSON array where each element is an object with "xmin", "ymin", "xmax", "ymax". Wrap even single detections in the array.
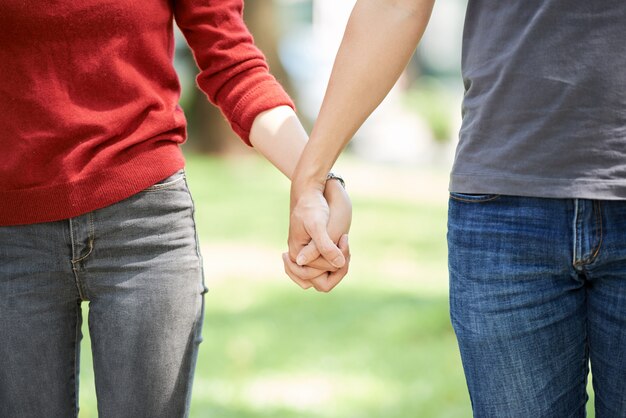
[
  {"xmin": 143, "ymin": 174, "xmax": 186, "ymax": 192},
  {"xmin": 69, "ymin": 218, "xmax": 88, "ymax": 300},
  {"xmin": 71, "ymin": 213, "xmax": 95, "ymax": 264},
  {"xmin": 89, "ymin": 212, "xmax": 95, "ymax": 245},
  {"xmin": 589, "ymin": 201, "xmax": 603, "ymax": 262},
  {"xmin": 573, "ymin": 200, "xmax": 590, "ymax": 268},
  {"xmin": 71, "ymin": 262, "xmax": 87, "ymax": 301},
  {"xmin": 573, "ymin": 201, "xmax": 603, "ymax": 267},
  {"xmin": 71, "ymin": 240, "xmax": 93, "ymax": 264},
  {"xmin": 581, "ymin": 301, "xmax": 590, "ymax": 413},
  {"xmin": 572, "ymin": 200, "xmax": 579, "ymax": 267},
  {"xmin": 69, "ymin": 218, "xmax": 76, "ymax": 261},
  {"xmin": 185, "ymin": 176, "xmax": 208, "ymax": 295}
]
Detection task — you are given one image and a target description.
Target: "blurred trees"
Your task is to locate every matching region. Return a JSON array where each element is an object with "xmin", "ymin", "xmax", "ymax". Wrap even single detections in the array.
[{"xmin": 183, "ymin": 0, "xmax": 295, "ymax": 154}]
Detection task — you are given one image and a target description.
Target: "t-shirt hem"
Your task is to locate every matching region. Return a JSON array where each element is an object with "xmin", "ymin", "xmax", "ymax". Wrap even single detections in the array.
[{"xmin": 449, "ymin": 172, "xmax": 626, "ymax": 200}]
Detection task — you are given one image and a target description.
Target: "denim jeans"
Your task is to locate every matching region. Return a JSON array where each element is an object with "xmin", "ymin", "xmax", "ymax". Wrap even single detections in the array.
[
  {"xmin": 0, "ymin": 169, "xmax": 207, "ymax": 418},
  {"xmin": 448, "ymin": 193, "xmax": 626, "ymax": 418}
]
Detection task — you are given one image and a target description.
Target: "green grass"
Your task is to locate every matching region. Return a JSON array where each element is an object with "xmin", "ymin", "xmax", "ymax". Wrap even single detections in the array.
[
  {"xmin": 184, "ymin": 154, "xmax": 467, "ymax": 417},
  {"xmin": 77, "ymin": 153, "xmax": 596, "ymax": 417}
]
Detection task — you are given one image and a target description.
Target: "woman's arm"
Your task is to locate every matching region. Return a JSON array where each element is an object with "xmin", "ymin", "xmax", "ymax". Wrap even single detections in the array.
[
  {"xmin": 250, "ymin": 106, "xmax": 352, "ymax": 292},
  {"xmin": 289, "ymin": 0, "xmax": 435, "ymax": 266},
  {"xmin": 174, "ymin": 0, "xmax": 351, "ymax": 290},
  {"xmin": 174, "ymin": 0, "xmax": 294, "ymax": 143}
]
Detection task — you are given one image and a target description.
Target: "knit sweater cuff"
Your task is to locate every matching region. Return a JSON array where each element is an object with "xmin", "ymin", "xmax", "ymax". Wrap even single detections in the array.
[{"xmin": 211, "ymin": 68, "xmax": 296, "ymax": 146}]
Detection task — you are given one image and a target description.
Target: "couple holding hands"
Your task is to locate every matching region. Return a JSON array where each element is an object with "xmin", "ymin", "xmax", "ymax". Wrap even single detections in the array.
[{"xmin": 3, "ymin": 0, "xmax": 626, "ymax": 417}]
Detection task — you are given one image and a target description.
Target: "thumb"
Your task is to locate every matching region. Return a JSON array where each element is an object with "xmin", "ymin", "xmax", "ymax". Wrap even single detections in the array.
[
  {"xmin": 308, "ymin": 224, "xmax": 345, "ymax": 268},
  {"xmin": 296, "ymin": 241, "xmax": 321, "ymax": 266},
  {"xmin": 338, "ymin": 234, "xmax": 349, "ymax": 253}
]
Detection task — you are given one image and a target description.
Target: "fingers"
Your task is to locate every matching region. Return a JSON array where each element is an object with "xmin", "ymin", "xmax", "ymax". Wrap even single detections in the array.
[
  {"xmin": 295, "ymin": 241, "xmax": 321, "ymax": 266},
  {"xmin": 308, "ymin": 222, "xmax": 345, "ymax": 268},
  {"xmin": 282, "ymin": 253, "xmax": 327, "ymax": 290},
  {"xmin": 282, "ymin": 234, "xmax": 351, "ymax": 293},
  {"xmin": 287, "ymin": 188, "xmax": 330, "ymax": 264},
  {"xmin": 322, "ymin": 234, "xmax": 351, "ymax": 292},
  {"xmin": 285, "ymin": 254, "xmax": 329, "ymax": 280},
  {"xmin": 282, "ymin": 252, "xmax": 336, "ymax": 292},
  {"xmin": 298, "ymin": 234, "xmax": 349, "ymax": 271},
  {"xmin": 306, "ymin": 256, "xmax": 339, "ymax": 272}
]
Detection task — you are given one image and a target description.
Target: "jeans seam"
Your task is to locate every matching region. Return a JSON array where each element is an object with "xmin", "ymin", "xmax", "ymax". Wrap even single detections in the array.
[
  {"xmin": 72, "ymin": 302, "xmax": 81, "ymax": 418},
  {"xmin": 581, "ymin": 297, "xmax": 590, "ymax": 417},
  {"xmin": 573, "ymin": 200, "xmax": 581, "ymax": 267},
  {"xmin": 69, "ymin": 218, "xmax": 88, "ymax": 300},
  {"xmin": 573, "ymin": 201, "xmax": 603, "ymax": 267},
  {"xmin": 77, "ymin": 214, "xmax": 94, "ymax": 262},
  {"xmin": 181, "ymin": 176, "xmax": 206, "ymax": 414},
  {"xmin": 589, "ymin": 201, "xmax": 603, "ymax": 263},
  {"xmin": 184, "ymin": 176, "xmax": 208, "ymax": 295}
]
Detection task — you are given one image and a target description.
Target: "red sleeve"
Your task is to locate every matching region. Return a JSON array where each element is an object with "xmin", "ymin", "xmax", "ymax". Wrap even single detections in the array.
[{"xmin": 174, "ymin": 0, "xmax": 295, "ymax": 145}]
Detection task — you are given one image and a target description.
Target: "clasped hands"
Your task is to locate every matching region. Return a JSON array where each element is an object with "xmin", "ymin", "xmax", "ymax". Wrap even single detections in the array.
[{"xmin": 284, "ymin": 178, "xmax": 352, "ymax": 292}]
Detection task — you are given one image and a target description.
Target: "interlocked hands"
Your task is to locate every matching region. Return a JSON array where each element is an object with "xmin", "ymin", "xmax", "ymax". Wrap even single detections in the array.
[{"xmin": 285, "ymin": 178, "xmax": 352, "ymax": 292}]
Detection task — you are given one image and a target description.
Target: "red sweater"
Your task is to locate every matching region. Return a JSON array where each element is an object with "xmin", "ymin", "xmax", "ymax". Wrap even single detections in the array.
[{"xmin": 0, "ymin": 0, "xmax": 294, "ymax": 226}]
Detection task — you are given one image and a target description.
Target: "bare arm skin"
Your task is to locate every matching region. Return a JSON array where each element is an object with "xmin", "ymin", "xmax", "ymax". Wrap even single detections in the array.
[
  {"xmin": 289, "ymin": 0, "xmax": 435, "ymax": 286},
  {"xmin": 249, "ymin": 106, "xmax": 351, "ymax": 291}
]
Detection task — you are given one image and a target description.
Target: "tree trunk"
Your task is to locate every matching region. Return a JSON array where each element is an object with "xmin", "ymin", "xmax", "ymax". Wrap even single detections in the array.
[{"xmin": 185, "ymin": 0, "xmax": 294, "ymax": 154}]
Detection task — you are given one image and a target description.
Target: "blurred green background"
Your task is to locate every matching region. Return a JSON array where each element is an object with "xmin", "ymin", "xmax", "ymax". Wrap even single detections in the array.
[
  {"xmin": 76, "ymin": 156, "xmax": 597, "ymax": 417},
  {"xmin": 76, "ymin": 0, "xmax": 597, "ymax": 416},
  {"xmin": 77, "ymin": 154, "xmax": 469, "ymax": 417}
]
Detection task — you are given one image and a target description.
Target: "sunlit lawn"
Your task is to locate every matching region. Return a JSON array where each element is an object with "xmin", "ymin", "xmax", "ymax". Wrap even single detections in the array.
[{"xmin": 77, "ymin": 153, "xmax": 595, "ymax": 417}]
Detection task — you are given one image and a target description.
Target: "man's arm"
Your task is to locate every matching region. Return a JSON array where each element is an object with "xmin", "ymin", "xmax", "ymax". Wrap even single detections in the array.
[{"xmin": 289, "ymin": 0, "xmax": 435, "ymax": 273}]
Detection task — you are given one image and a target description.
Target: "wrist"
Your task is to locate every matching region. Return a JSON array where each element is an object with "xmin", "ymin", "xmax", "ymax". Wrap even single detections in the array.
[
  {"xmin": 291, "ymin": 148, "xmax": 334, "ymax": 188},
  {"xmin": 324, "ymin": 176, "xmax": 348, "ymax": 201},
  {"xmin": 291, "ymin": 171, "xmax": 345, "ymax": 210},
  {"xmin": 325, "ymin": 172, "xmax": 345, "ymax": 189},
  {"xmin": 291, "ymin": 166, "xmax": 327, "ymax": 194}
]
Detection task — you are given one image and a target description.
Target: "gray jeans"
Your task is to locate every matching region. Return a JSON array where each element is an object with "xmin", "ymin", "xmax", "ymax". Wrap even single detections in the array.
[{"xmin": 0, "ymin": 169, "xmax": 207, "ymax": 418}]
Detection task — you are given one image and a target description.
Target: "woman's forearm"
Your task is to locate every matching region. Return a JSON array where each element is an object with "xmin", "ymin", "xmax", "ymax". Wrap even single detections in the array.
[
  {"xmin": 249, "ymin": 106, "xmax": 350, "ymax": 241},
  {"xmin": 249, "ymin": 105, "xmax": 308, "ymax": 180},
  {"xmin": 292, "ymin": 0, "xmax": 435, "ymax": 188},
  {"xmin": 249, "ymin": 105, "xmax": 351, "ymax": 282}
]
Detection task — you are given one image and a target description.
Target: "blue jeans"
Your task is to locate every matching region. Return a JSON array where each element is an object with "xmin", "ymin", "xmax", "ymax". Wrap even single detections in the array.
[
  {"xmin": 448, "ymin": 193, "xmax": 626, "ymax": 418},
  {"xmin": 0, "ymin": 170, "xmax": 207, "ymax": 418}
]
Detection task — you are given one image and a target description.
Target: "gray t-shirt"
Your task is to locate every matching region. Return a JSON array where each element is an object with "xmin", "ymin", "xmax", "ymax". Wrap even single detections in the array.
[{"xmin": 450, "ymin": 0, "xmax": 626, "ymax": 199}]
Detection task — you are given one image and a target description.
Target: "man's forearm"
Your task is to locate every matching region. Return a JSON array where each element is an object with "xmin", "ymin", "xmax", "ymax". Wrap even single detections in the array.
[
  {"xmin": 249, "ymin": 105, "xmax": 347, "ymax": 203},
  {"xmin": 292, "ymin": 0, "xmax": 435, "ymax": 188}
]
